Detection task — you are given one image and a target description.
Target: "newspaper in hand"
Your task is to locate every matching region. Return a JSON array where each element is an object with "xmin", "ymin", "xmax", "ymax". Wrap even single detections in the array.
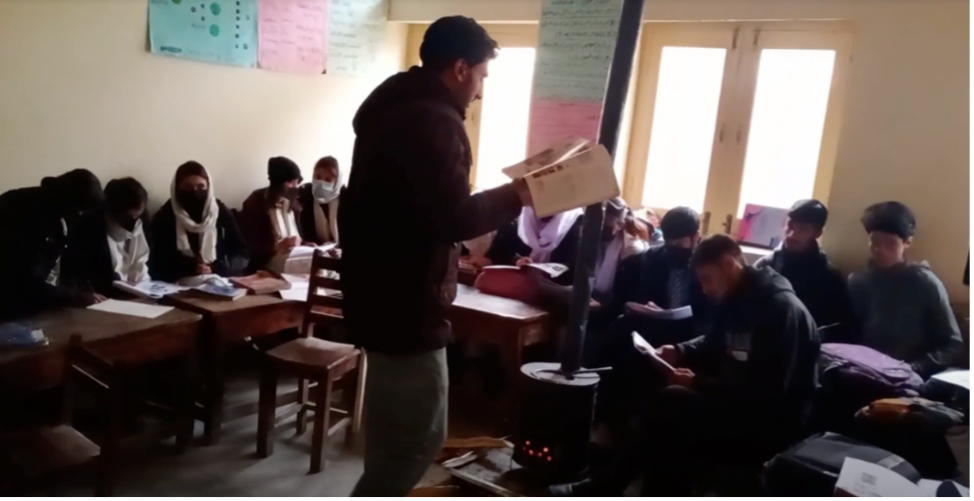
[
  {"xmin": 501, "ymin": 136, "xmax": 591, "ymax": 180},
  {"xmin": 523, "ymin": 144, "xmax": 620, "ymax": 218}
]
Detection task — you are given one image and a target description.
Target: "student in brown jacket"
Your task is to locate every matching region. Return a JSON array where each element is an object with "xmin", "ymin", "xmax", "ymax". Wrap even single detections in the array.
[
  {"xmin": 239, "ymin": 157, "xmax": 304, "ymax": 272},
  {"xmin": 339, "ymin": 16, "xmax": 531, "ymax": 496}
]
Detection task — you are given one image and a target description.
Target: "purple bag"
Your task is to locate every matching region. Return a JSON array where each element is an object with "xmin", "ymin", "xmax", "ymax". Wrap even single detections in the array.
[{"xmin": 819, "ymin": 343, "xmax": 923, "ymax": 398}]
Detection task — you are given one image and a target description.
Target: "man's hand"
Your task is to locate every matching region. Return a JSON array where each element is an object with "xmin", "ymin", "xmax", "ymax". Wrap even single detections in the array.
[
  {"xmin": 513, "ymin": 178, "xmax": 533, "ymax": 207},
  {"xmin": 667, "ymin": 367, "xmax": 695, "ymax": 388},
  {"xmin": 516, "ymin": 256, "xmax": 534, "ymax": 267},
  {"xmin": 656, "ymin": 344, "xmax": 682, "ymax": 366},
  {"xmin": 645, "ymin": 301, "xmax": 664, "ymax": 311},
  {"xmin": 195, "ymin": 263, "xmax": 212, "ymax": 275},
  {"xmin": 276, "ymin": 236, "xmax": 300, "ymax": 253}
]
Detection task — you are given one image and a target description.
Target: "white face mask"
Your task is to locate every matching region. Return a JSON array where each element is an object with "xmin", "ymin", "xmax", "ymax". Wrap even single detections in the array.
[{"xmin": 313, "ymin": 179, "xmax": 339, "ymax": 203}]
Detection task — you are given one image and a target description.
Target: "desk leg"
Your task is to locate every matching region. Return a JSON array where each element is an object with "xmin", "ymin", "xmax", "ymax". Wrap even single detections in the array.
[
  {"xmin": 502, "ymin": 329, "xmax": 526, "ymax": 395},
  {"xmin": 203, "ymin": 322, "xmax": 226, "ymax": 446},
  {"xmin": 176, "ymin": 349, "xmax": 198, "ymax": 452}
]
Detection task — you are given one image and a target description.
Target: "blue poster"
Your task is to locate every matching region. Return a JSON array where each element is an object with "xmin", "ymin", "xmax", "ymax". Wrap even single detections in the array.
[{"xmin": 149, "ymin": 0, "xmax": 258, "ymax": 68}]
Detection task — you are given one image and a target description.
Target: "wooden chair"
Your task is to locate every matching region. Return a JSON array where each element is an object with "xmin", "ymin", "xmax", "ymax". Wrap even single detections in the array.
[
  {"xmin": 0, "ymin": 335, "xmax": 125, "ymax": 496},
  {"xmin": 256, "ymin": 249, "xmax": 364, "ymax": 474}
]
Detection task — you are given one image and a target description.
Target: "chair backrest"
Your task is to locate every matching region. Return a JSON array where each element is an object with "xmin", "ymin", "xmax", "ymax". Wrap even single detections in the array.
[
  {"xmin": 60, "ymin": 335, "xmax": 127, "ymax": 455},
  {"xmin": 305, "ymin": 248, "xmax": 343, "ymax": 312}
]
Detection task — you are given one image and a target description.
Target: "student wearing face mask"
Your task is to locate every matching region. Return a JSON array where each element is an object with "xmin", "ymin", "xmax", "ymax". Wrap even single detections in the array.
[
  {"xmin": 149, "ymin": 161, "xmax": 249, "ymax": 284},
  {"xmin": 297, "ymin": 156, "xmax": 343, "ymax": 246},
  {"xmin": 485, "ymin": 207, "xmax": 584, "ymax": 285},
  {"xmin": 240, "ymin": 156, "xmax": 305, "ymax": 272},
  {"xmin": 0, "ymin": 169, "xmax": 106, "ymax": 318},
  {"xmin": 65, "ymin": 177, "xmax": 152, "ymax": 298},
  {"xmin": 583, "ymin": 207, "xmax": 713, "ymax": 429}
]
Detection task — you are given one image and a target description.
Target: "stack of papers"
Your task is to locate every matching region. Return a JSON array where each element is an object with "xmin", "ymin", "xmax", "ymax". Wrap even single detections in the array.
[
  {"xmin": 502, "ymin": 137, "xmax": 620, "ymax": 218},
  {"xmin": 631, "ymin": 332, "xmax": 676, "ymax": 374},
  {"xmin": 835, "ymin": 457, "xmax": 970, "ymax": 497},
  {"xmin": 625, "ymin": 303, "xmax": 693, "ymax": 321},
  {"xmin": 89, "ymin": 299, "xmax": 174, "ymax": 319},
  {"xmin": 113, "ymin": 280, "xmax": 187, "ymax": 300}
]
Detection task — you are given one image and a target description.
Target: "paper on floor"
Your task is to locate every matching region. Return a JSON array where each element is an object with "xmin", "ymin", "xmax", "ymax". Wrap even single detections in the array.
[{"xmin": 88, "ymin": 299, "xmax": 174, "ymax": 319}]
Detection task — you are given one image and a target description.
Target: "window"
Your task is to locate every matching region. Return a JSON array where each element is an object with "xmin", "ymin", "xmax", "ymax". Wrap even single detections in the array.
[{"xmin": 624, "ymin": 23, "xmax": 852, "ymax": 235}]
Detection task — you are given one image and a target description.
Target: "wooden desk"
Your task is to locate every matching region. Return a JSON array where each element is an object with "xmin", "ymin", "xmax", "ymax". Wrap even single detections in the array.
[
  {"xmin": 0, "ymin": 307, "xmax": 202, "ymax": 393},
  {"xmin": 450, "ymin": 285, "xmax": 551, "ymax": 387},
  {"xmin": 164, "ymin": 293, "xmax": 304, "ymax": 445}
]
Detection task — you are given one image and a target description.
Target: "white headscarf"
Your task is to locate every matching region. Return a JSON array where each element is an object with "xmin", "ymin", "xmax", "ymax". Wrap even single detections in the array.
[
  {"xmin": 170, "ymin": 166, "xmax": 219, "ymax": 264},
  {"xmin": 106, "ymin": 218, "xmax": 151, "ymax": 284},
  {"xmin": 517, "ymin": 207, "xmax": 583, "ymax": 263}
]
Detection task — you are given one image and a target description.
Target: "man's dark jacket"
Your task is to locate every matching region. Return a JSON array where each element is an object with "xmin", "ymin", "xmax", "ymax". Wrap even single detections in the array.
[{"xmin": 339, "ymin": 67, "xmax": 523, "ymax": 355}]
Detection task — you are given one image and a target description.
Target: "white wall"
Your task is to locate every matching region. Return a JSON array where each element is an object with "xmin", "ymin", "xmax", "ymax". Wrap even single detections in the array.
[
  {"xmin": 0, "ymin": 0, "xmax": 406, "ymax": 210},
  {"xmin": 392, "ymin": 0, "xmax": 971, "ymax": 299}
]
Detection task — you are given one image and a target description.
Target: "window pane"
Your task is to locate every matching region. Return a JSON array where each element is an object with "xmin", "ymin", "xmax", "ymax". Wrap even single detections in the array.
[
  {"xmin": 642, "ymin": 46, "xmax": 726, "ymax": 211},
  {"xmin": 475, "ymin": 48, "xmax": 536, "ymax": 190},
  {"xmin": 737, "ymin": 49, "xmax": 836, "ymax": 215}
]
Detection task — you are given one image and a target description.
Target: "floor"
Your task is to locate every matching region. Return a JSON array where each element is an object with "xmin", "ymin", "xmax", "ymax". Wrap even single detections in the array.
[{"xmin": 52, "ymin": 366, "xmax": 506, "ymax": 496}]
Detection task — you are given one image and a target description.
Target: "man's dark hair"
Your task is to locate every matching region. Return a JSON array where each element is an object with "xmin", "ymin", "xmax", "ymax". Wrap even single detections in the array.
[
  {"xmin": 660, "ymin": 206, "xmax": 700, "ymax": 241},
  {"xmin": 104, "ymin": 177, "xmax": 147, "ymax": 215},
  {"xmin": 420, "ymin": 16, "xmax": 499, "ymax": 72},
  {"xmin": 42, "ymin": 168, "xmax": 104, "ymax": 212},
  {"xmin": 862, "ymin": 201, "xmax": 916, "ymax": 240},
  {"xmin": 789, "ymin": 199, "xmax": 828, "ymax": 230},
  {"xmin": 691, "ymin": 234, "xmax": 744, "ymax": 269}
]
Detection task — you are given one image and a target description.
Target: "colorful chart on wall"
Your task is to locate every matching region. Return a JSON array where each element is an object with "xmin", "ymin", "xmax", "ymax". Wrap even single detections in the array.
[
  {"xmin": 527, "ymin": 0, "xmax": 624, "ymax": 155},
  {"xmin": 149, "ymin": 0, "xmax": 259, "ymax": 68},
  {"xmin": 257, "ymin": 0, "xmax": 327, "ymax": 74},
  {"xmin": 326, "ymin": 0, "xmax": 387, "ymax": 77}
]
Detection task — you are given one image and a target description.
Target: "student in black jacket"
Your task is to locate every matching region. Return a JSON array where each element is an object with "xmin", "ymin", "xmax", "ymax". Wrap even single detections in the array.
[
  {"xmin": 754, "ymin": 199, "xmax": 857, "ymax": 342},
  {"xmin": 551, "ymin": 235, "xmax": 820, "ymax": 496},
  {"xmin": 298, "ymin": 156, "xmax": 344, "ymax": 246},
  {"xmin": 0, "ymin": 169, "xmax": 106, "ymax": 318},
  {"xmin": 584, "ymin": 207, "xmax": 708, "ymax": 427},
  {"xmin": 149, "ymin": 161, "xmax": 249, "ymax": 284},
  {"xmin": 66, "ymin": 178, "xmax": 152, "ymax": 298}
]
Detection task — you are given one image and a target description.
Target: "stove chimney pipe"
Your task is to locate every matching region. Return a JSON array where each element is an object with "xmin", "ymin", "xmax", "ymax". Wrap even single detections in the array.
[{"xmin": 560, "ymin": 0, "xmax": 648, "ymax": 374}]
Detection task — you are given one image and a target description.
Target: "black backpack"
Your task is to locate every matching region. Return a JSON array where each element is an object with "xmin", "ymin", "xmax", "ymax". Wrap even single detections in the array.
[{"xmin": 762, "ymin": 432, "xmax": 922, "ymax": 497}]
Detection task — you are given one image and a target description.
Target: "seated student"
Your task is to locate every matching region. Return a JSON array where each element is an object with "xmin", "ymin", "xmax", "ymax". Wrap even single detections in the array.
[
  {"xmin": 240, "ymin": 157, "xmax": 305, "ymax": 272},
  {"xmin": 591, "ymin": 198, "xmax": 650, "ymax": 304},
  {"xmin": 849, "ymin": 201, "xmax": 963, "ymax": 379},
  {"xmin": 485, "ymin": 207, "xmax": 583, "ymax": 283},
  {"xmin": 297, "ymin": 156, "xmax": 343, "ymax": 246},
  {"xmin": 754, "ymin": 199, "xmax": 857, "ymax": 342},
  {"xmin": 0, "ymin": 169, "xmax": 106, "ymax": 317},
  {"xmin": 150, "ymin": 161, "xmax": 249, "ymax": 284},
  {"xmin": 66, "ymin": 178, "xmax": 151, "ymax": 298},
  {"xmin": 551, "ymin": 235, "xmax": 820, "ymax": 496},
  {"xmin": 584, "ymin": 207, "xmax": 707, "ymax": 426}
]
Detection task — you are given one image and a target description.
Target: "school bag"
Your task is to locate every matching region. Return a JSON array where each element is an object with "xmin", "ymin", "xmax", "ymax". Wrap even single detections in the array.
[
  {"xmin": 819, "ymin": 343, "xmax": 924, "ymax": 399},
  {"xmin": 762, "ymin": 432, "xmax": 921, "ymax": 497}
]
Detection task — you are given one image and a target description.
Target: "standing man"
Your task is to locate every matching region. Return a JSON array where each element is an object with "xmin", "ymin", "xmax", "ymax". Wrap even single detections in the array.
[{"xmin": 340, "ymin": 17, "xmax": 530, "ymax": 496}]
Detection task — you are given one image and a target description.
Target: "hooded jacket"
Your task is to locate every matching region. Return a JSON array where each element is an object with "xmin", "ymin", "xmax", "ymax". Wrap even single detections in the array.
[
  {"xmin": 849, "ymin": 261, "xmax": 964, "ymax": 379},
  {"xmin": 677, "ymin": 267, "xmax": 820, "ymax": 434},
  {"xmin": 754, "ymin": 243, "xmax": 858, "ymax": 342},
  {"xmin": 339, "ymin": 66, "xmax": 523, "ymax": 354}
]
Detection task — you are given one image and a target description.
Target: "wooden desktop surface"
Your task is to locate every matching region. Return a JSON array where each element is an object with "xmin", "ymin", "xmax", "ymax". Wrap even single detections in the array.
[{"xmin": 0, "ymin": 306, "xmax": 202, "ymax": 391}]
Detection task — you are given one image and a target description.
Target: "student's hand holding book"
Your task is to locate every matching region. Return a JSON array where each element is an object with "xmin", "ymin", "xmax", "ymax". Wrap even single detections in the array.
[
  {"xmin": 276, "ymin": 236, "xmax": 300, "ymax": 253},
  {"xmin": 667, "ymin": 367, "xmax": 695, "ymax": 388},
  {"xmin": 656, "ymin": 344, "xmax": 682, "ymax": 366}
]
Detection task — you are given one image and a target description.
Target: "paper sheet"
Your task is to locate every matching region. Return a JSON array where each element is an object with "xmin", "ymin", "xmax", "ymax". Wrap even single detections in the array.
[
  {"xmin": 524, "ymin": 144, "xmax": 620, "ymax": 218},
  {"xmin": 631, "ymin": 332, "xmax": 676, "ymax": 374},
  {"xmin": 113, "ymin": 280, "xmax": 186, "ymax": 300},
  {"xmin": 737, "ymin": 204, "xmax": 789, "ymax": 248},
  {"xmin": 326, "ymin": 0, "xmax": 387, "ymax": 76},
  {"xmin": 834, "ymin": 457, "xmax": 921, "ymax": 497},
  {"xmin": 89, "ymin": 300, "xmax": 174, "ymax": 319},
  {"xmin": 258, "ymin": 0, "xmax": 327, "ymax": 74},
  {"xmin": 931, "ymin": 369, "xmax": 970, "ymax": 390},
  {"xmin": 625, "ymin": 303, "xmax": 693, "ymax": 321},
  {"xmin": 149, "ymin": 0, "xmax": 259, "ymax": 68},
  {"xmin": 502, "ymin": 136, "xmax": 590, "ymax": 179}
]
